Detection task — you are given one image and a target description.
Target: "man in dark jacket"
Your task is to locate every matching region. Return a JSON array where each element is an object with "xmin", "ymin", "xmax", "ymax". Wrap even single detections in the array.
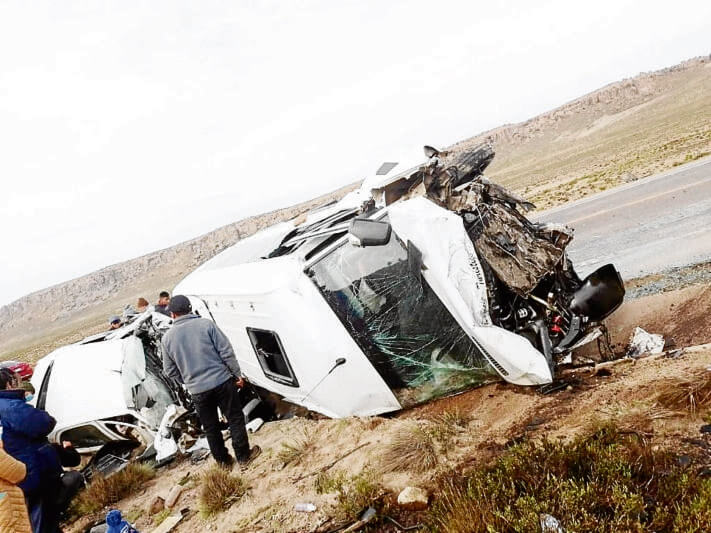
[
  {"xmin": 154, "ymin": 291, "xmax": 171, "ymax": 316},
  {"xmin": 0, "ymin": 368, "xmax": 83, "ymax": 532},
  {"xmin": 162, "ymin": 295, "xmax": 260, "ymax": 469}
]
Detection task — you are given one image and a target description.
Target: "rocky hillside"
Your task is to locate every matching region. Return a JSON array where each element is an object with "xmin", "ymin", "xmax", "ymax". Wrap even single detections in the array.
[
  {"xmin": 454, "ymin": 56, "xmax": 711, "ymax": 208},
  {"xmin": 2, "ymin": 55, "xmax": 709, "ymax": 360}
]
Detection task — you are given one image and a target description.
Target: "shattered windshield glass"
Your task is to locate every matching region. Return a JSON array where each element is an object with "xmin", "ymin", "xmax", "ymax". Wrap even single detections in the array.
[{"xmin": 307, "ymin": 220, "xmax": 497, "ymax": 407}]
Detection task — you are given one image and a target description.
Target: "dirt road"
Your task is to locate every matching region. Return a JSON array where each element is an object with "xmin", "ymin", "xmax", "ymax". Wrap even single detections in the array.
[{"xmin": 536, "ymin": 157, "xmax": 711, "ymax": 279}]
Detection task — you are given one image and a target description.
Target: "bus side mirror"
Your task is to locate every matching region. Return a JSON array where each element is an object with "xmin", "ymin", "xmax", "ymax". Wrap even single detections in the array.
[{"xmin": 348, "ymin": 219, "xmax": 392, "ymax": 247}]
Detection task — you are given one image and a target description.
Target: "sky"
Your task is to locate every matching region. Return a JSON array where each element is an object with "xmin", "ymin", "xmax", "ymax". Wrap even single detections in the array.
[{"xmin": 0, "ymin": 0, "xmax": 709, "ymax": 307}]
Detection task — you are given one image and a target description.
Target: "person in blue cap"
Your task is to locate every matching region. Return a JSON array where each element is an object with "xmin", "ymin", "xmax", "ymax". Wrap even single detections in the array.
[
  {"xmin": 108, "ymin": 315, "xmax": 122, "ymax": 330},
  {"xmin": 106, "ymin": 509, "xmax": 139, "ymax": 533}
]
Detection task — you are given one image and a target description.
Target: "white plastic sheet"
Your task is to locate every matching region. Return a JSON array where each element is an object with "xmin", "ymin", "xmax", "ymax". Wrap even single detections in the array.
[{"xmin": 627, "ymin": 327, "xmax": 664, "ymax": 357}]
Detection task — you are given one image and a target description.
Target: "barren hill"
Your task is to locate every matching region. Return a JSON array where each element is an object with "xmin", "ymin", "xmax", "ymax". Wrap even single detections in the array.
[
  {"xmin": 1, "ymin": 55, "xmax": 709, "ymax": 361},
  {"xmin": 457, "ymin": 55, "xmax": 711, "ymax": 208}
]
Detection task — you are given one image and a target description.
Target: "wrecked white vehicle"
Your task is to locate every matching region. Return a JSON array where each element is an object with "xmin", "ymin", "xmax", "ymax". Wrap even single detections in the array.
[
  {"xmin": 30, "ymin": 311, "xmax": 267, "ymax": 461},
  {"xmin": 174, "ymin": 145, "xmax": 625, "ymax": 418},
  {"xmin": 31, "ymin": 144, "xmax": 625, "ymax": 445}
]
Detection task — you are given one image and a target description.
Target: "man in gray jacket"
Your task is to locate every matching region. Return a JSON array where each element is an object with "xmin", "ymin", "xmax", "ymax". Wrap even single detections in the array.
[{"xmin": 162, "ymin": 295, "xmax": 260, "ymax": 468}]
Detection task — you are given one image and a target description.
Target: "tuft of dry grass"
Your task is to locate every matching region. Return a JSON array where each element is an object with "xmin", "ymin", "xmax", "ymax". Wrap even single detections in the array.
[
  {"xmin": 199, "ymin": 465, "xmax": 247, "ymax": 516},
  {"xmin": 617, "ymin": 405, "xmax": 677, "ymax": 432},
  {"xmin": 380, "ymin": 423, "xmax": 438, "ymax": 473},
  {"xmin": 71, "ymin": 463, "xmax": 155, "ymax": 517},
  {"xmin": 276, "ymin": 430, "xmax": 315, "ymax": 467},
  {"xmin": 315, "ymin": 469, "xmax": 348, "ymax": 495},
  {"xmin": 315, "ymin": 469, "xmax": 382, "ymax": 524},
  {"xmin": 656, "ymin": 371, "xmax": 711, "ymax": 413},
  {"xmin": 426, "ymin": 408, "xmax": 471, "ymax": 447}
]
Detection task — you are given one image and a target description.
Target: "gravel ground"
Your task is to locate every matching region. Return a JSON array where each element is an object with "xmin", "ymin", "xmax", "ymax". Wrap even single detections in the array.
[{"xmin": 625, "ymin": 260, "xmax": 711, "ymax": 299}]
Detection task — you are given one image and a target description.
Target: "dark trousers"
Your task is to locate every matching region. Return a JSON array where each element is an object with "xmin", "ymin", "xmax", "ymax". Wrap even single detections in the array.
[
  {"xmin": 28, "ymin": 470, "xmax": 84, "ymax": 533},
  {"xmin": 192, "ymin": 378, "xmax": 250, "ymax": 464}
]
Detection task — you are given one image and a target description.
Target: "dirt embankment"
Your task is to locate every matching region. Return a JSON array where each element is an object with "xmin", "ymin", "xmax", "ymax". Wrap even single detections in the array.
[{"xmin": 68, "ymin": 280, "xmax": 711, "ymax": 533}]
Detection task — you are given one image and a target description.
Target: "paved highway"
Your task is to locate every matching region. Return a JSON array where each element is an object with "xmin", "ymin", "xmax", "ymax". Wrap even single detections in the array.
[{"xmin": 536, "ymin": 157, "xmax": 711, "ymax": 280}]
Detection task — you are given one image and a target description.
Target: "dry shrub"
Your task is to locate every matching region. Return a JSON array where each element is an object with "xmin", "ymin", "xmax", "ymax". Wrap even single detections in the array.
[
  {"xmin": 381, "ymin": 423, "xmax": 437, "ymax": 473},
  {"xmin": 71, "ymin": 463, "xmax": 155, "ymax": 517},
  {"xmin": 315, "ymin": 469, "xmax": 348, "ymax": 494},
  {"xmin": 618, "ymin": 405, "xmax": 676, "ymax": 432},
  {"xmin": 199, "ymin": 465, "xmax": 247, "ymax": 516},
  {"xmin": 656, "ymin": 371, "xmax": 711, "ymax": 413},
  {"xmin": 315, "ymin": 469, "xmax": 381, "ymax": 523},
  {"xmin": 277, "ymin": 430, "xmax": 314, "ymax": 467},
  {"xmin": 427, "ymin": 423, "xmax": 711, "ymax": 532}
]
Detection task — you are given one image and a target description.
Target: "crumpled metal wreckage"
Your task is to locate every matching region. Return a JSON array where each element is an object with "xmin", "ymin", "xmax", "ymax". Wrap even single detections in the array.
[{"xmin": 31, "ymin": 143, "xmax": 625, "ymax": 463}]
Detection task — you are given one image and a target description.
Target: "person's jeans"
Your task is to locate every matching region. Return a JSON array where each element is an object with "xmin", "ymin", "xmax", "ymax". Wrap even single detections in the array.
[
  {"xmin": 27, "ymin": 470, "xmax": 84, "ymax": 533},
  {"xmin": 192, "ymin": 379, "xmax": 250, "ymax": 464}
]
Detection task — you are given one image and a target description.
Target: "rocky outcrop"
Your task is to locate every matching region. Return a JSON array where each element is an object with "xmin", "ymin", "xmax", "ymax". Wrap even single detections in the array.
[{"xmin": 453, "ymin": 55, "xmax": 710, "ymax": 151}]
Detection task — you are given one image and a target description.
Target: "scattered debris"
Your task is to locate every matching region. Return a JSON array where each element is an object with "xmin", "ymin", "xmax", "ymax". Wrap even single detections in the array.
[
  {"xmin": 190, "ymin": 449, "xmax": 210, "ymax": 464},
  {"xmin": 177, "ymin": 434, "xmax": 197, "ymax": 453},
  {"xmin": 540, "ymin": 513, "xmax": 565, "ymax": 532},
  {"xmin": 385, "ymin": 516, "xmax": 423, "ymax": 531},
  {"xmin": 187, "ymin": 437, "xmax": 211, "ymax": 464},
  {"xmin": 664, "ymin": 348, "xmax": 685, "ymax": 359},
  {"xmin": 186, "ymin": 437, "xmax": 209, "ymax": 453},
  {"xmin": 165, "ymin": 486, "xmax": 184, "ymax": 509},
  {"xmin": 627, "ymin": 327, "xmax": 664, "ymax": 357},
  {"xmin": 148, "ymin": 509, "xmax": 185, "ymax": 533},
  {"xmin": 148, "ymin": 496, "xmax": 165, "ymax": 515},
  {"xmin": 397, "ymin": 487, "xmax": 430, "ymax": 510},
  {"xmin": 293, "ymin": 503, "xmax": 317, "ymax": 512},
  {"xmin": 246, "ymin": 417, "xmax": 264, "ymax": 433},
  {"xmin": 342, "ymin": 506, "xmax": 377, "ymax": 532},
  {"xmin": 539, "ymin": 381, "xmax": 570, "ymax": 395},
  {"xmin": 83, "ymin": 441, "xmax": 140, "ymax": 481},
  {"xmin": 154, "ymin": 405, "xmax": 182, "ymax": 463}
]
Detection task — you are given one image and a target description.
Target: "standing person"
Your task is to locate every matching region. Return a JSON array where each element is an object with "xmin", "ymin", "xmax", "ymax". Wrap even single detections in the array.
[
  {"xmin": 0, "ymin": 369, "xmax": 83, "ymax": 532},
  {"xmin": 154, "ymin": 291, "xmax": 171, "ymax": 316},
  {"xmin": 0, "ymin": 439, "xmax": 32, "ymax": 533},
  {"xmin": 161, "ymin": 295, "xmax": 260, "ymax": 469}
]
